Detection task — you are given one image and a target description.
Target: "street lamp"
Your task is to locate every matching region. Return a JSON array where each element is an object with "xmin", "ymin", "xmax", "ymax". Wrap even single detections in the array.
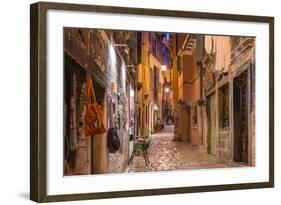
[
  {"xmin": 154, "ymin": 104, "xmax": 159, "ymax": 111},
  {"xmin": 161, "ymin": 64, "xmax": 167, "ymax": 72},
  {"xmin": 164, "ymin": 87, "xmax": 170, "ymax": 93},
  {"xmin": 114, "ymin": 44, "xmax": 130, "ymax": 54},
  {"xmin": 126, "ymin": 65, "xmax": 136, "ymax": 73}
]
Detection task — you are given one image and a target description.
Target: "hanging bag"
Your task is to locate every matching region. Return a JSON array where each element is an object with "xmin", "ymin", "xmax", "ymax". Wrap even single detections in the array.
[
  {"xmin": 85, "ymin": 78, "xmax": 106, "ymax": 136},
  {"xmin": 107, "ymin": 95, "xmax": 121, "ymax": 153}
]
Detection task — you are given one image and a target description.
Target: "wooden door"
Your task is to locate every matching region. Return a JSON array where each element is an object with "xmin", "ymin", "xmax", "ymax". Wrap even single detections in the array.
[
  {"xmin": 207, "ymin": 94, "xmax": 216, "ymax": 155},
  {"xmin": 186, "ymin": 106, "xmax": 191, "ymax": 142},
  {"xmin": 210, "ymin": 94, "xmax": 217, "ymax": 155},
  {"xmin": 233, "ymin": 71, "xmax": 248, "ymax": 163}
]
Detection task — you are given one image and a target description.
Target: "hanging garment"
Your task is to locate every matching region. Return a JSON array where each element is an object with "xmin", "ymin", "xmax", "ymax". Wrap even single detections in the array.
[
  {"xmin": 85, "ymin": 78, "xmax": 106, "ymax": 136},
  {"xmin": 129, "ymin": 120, "xmax": 134, "ymax": 141},
  {"xmin": 107, "ymin": 95, "xmax": 120, "ymax": 153}
]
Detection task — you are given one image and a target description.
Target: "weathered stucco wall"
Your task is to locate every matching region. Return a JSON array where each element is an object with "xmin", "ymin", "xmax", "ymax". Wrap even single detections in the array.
[{"xmin": 218, "ymin": 128, "xmax": 232, "ymax": 161}]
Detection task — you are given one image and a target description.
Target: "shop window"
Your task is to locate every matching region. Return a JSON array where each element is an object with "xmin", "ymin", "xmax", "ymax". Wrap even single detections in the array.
[
  {"xmin": 192, "ymin": 105, "xmax": 198, "ymax": 129},
  {"xmin": 138, "ymin": 107, "xmax": 141, "ymax": 127},
  {"xmin": 177, "ymin": 55, "xmax": 183, "ymax": 74},
  {"xmin": 149, "ymin": 33, "xmax": 157, "ymax": 56},
  {"xmin": 137, "ymin": 32, "xmax": 142, "ymax": 65},
  {"xmin": 146, "ymin": 105, "xmax": 148, "ymax": 124},
  {"xmin": 219, "ymin": 84, "xmax": 230, "ymax": 128},
  {"xmin": 158, "ymin": 82, "xmax": 162, "ymax": 94},
  {"xmin": 153, "ymin": 66, "xmax": 160, "ymax": 99}
]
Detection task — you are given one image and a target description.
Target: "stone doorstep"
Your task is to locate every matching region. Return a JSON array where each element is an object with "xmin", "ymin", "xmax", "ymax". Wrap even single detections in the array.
[{"xmin": 196, "ymin": 144, "xmax": 206, "ymax": 152}]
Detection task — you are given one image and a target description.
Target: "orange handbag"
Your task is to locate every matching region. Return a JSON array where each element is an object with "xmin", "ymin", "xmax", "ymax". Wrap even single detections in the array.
[{"xmin": 85, "ymin": 78, "xmax": 106, "ymax": 136}]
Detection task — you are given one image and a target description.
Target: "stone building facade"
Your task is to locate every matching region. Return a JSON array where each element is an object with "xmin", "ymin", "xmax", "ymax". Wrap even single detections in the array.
[
  {"xmin": 173, "ymin": 33, "xmax": 255, "ymax": 166},
  {"xmin": 137, "ymin": 32, "xmax": 173, "ymax": 137},
  {"xmin": 173, "ymin": 34, "xmax": 205, "ymax": 147},
  {"xmin": 63, "ymin": 29, "xmax": 255, "ymax": 176},
  {"xmin": 201, "ymin": 35, "xmax": 255, "ymax": 165},
  {"xmin": 229, "ymin": 37, "xmax": 255, "ymax": 165},
  {"xmin": 63, "ymin": 28, "xmax": 138, "ymax": 175}
]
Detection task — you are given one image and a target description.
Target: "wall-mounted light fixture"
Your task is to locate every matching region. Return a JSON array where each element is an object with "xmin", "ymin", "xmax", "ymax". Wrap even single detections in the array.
[
  {"xmin": 114, "ymin": 44, "xmax": 130, "ymax": 54},
  {"xmin": 164, "ymin": 87, "xmax": 170, "ymax": 93},
  {"xmin": 126, "ymin": 65, "xmax": 136, "ymax": 73},
  {"xmin": 161, "ymin": 64, "xmax": 167, "ymax": 72},
  {"xmin": 154, "ymin": 104, "xmax": 160, "ymax": 111}
]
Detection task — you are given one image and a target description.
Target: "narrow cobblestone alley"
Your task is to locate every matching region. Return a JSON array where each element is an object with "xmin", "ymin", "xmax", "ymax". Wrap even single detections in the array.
[
  {"xmin": 63, "ymin": 29, "xmax": 255, "ymax": 176},
  {"xmin": 125, "ymin": 125, "xmax": 234, "ymax": 173}
]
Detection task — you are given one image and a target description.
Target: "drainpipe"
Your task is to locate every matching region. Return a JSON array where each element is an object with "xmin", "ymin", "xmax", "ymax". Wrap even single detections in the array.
[
  {"xmin": 200, "ymin": 62, "xmax": 204, "ymax": 145},
  {"xmin": 199, "ymin": 40, "xmax": 205, "ymax": 146}
]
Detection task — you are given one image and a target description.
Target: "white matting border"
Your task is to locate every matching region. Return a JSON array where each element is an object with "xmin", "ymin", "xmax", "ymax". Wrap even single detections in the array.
[{"xmin": 46, "ymin": 9, "xmax": 269, "ymax": 195}]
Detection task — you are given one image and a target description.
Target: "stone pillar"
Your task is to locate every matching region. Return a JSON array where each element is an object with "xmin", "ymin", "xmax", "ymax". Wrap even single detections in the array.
[
  {"xmin": 93, "ymin": 92, "xmax": 109, "ymax": 174},
  {"xmin": 215, "ymin": 84, "xmax": 219, "ymax": 157},
  {"xmin": 229, "ymin": 75, "xmax": 234, "ymax": 162}
]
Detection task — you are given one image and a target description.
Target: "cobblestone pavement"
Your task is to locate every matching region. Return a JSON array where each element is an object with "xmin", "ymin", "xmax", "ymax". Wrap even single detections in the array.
[{"xmin": 125, "ymin": 125, "xmax": 239, "ymax": 173}]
